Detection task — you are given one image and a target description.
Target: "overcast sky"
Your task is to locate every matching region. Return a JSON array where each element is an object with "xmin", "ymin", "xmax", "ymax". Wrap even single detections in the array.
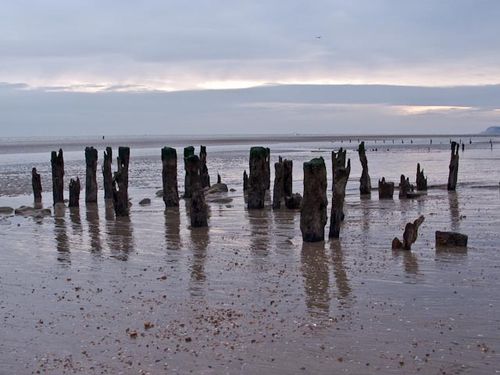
[{"xmin": 1, "ymin": 0, "xmax": 499, "ymax": 136}]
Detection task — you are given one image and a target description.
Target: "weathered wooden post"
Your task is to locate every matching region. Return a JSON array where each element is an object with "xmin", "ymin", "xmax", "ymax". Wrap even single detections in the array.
[
  {"xmin": 378, "ymin": 177, "xmax": 394, "ymax": 199},
  {"xmin": 283, "ymin": 159, "xmax": 293, "ymax": 198},
  {"xmin": 248, "ymin": 147, "xmax": 268, "ymax": 209},
  {"xmin": 186, "ymin": 155, "xmax": 208, "ymax": 227},
  {"xmin": 416, "ymin": 163, "xmax": 427, "ymax": 191},
  {"xmin": 358, "ymin": 141, "xmax": 371, "ymax": 195},
  {"xmin": 68, "ymin": 177, "xmax": 81, "ymax": 208},
  {"xmin": 329, "ymin": 152, "xmax": 350, "ymax": 239},
  {"xmin": 447, "ymin": 141, "xmax": 459, "ymax": 191},
  {"xmin": 183, "ymin": 146, "xmax": 195, "ymax": 198},
  {"xmin": 272, "ymin": 157, "xmax": 284, "ymax": 209},
  {"xmin": 51, "ymin": 149, "xmax": 64, "ymax": 205},
  {"xmin": 161, "ymin": 147, "xmax": 179, "ymax": 207},
  {"xmin": 243, "ymin": 170, "xmax": 249, "ymax": 192},
  {"xmin": 217, "ymin": 173, "xmax": 221, "ymax": 184},
  {"xmin": 435, "ymin": 231, "xmax": 468, "ymax": 247},
  {"xmin": 392, "ymin": 215, "xmax": 425, "ymax": 250},
  {"xmin": 32, "ymin": 167, "xmax": 42, "ymax": 205},
  {"xmin": 112, "ymin": 147, "xmax": 130, "ymax": 216},
  {"xmin": 300, "ymin": 157, "xmax": 328, "ymax": 242},
  {"xmin": 398, "ymin": 174, "xmax": 412, "ymax": 199},
  {"xmin": 199, "ymin": 145, "xmax": 211, "ymax": 188},
  {"xmin": 85, "ymin": 146, "xmax": 98, "ymax": 203},
  {"xmin": 264, "ymin": 147, "xmax": 271, "ymax": 190},
  {"xmin": 102, "ymin": 147, "xmax": 113, "ymax": 200}
]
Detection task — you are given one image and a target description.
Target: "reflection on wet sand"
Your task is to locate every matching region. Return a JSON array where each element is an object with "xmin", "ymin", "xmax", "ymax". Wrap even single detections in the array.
[
  {"xmin": 104, "ymin": 200, "xmax": 114, "ymax": 220},
  {"xmin": 272, "ymin": 209, "xmax": 296, "ymax": 254},
  {"xmin": 164, "ymin": 208, "xmax": 182, "ymax": 251},
  {"xmin": 301, "ymin": 241, "xmax": 330, "ymax": 316},
  {"xmin": 248, "ymin": 209, "xmax": 271, "ymax": 258},
  {"xmin": 189, "ymin": 227, "xmax": 209, "ymax": 297},
  {"xmin": 448, "ymin": 192, "xmax": 460, "ymax": 232},
  {"xmin": 329, "ymin": 240, "xmax": 353, "ymax": 307},
  {"xmin": 86, "ymin": 203, "xmax": 101, "ymax": 252},
  {"xmin": 54, "ymin": 205, "xmax": 69, "ymax": 264},
  {"xmin": 68, "ymin": 206, "xmax": 82, "ymax": 236},
  {"xmin": 106, "ymin": 216, "xmax": 134, "ymax": 261},
  {"xmin": 393, "ymin": 249, "xmax": 419, "ymax": 277}
]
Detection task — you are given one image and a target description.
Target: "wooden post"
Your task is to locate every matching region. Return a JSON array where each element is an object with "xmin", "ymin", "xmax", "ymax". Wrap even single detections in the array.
[
  {"xmin": 272, "ymin": 157, "xmax": 284, "ymax": 209},
  {"xmin": 102, "ymin": 147, "xmax": 113, "ymax": 200},
  {"xmin": 112, "ymin": 147, "xmax": 130, "ymax": 216},
  {"xmin": 392, "ymin": 216, "xmax": 425, "ymax": 250},
  {"xmin": 358, "ymin": 141, "xmax": 371, "ymax": 195},
  {"xmin": 162, "ymin": 147, "xmax": 179, "ymax": 207},
  {"xmin": 186, "ymin": 155, "xmax": 208, "ymax": 227},
  {"xmin": 447, "ymin": 141, "xmax": 459, "ymax": 191},
  {"xmin": 329, "ymin": 152, "xmax": 350, "ymax": 239},
  {"xmin": 217, "ymin": 173, "xmax": 221, "ymax": 184},
  {"xmin": 68, "ymin": 177, "xmax": 81, "ymax": 208},
  {"xmin": 32, "ymin": 167, "xmax": 42, "ymax": 204},
  {"xmin": 300, "ymin": 157, "xmax": 328, "ymax": 242},
  {"xmin": 51, "ymin": 149, "xmax": 64, "ymax": 205},
  {"xmin": 378, "ymin": 177, "xmax": 394, "ymax": 199},
  {"xmin": 264, "ymin": 147, "xmax": 271, "ymax": 190},
  {"xmin": 199, "ymin": 145, "xmax": 211, "ymax": 188},
  {"xmin": 183, "ymin": 146, "xmax": 195, "ymax": 198},
  {"xmin": 248, "ymin": 147, "xmax": 268, "ymax": 209},
  {"xmin": 85, "ymin": 146, "xmax": 98, "ymax": 203},
  {"xmin": 283, "ymin": 159, "xmax": 293, "ymax": 198},
  {"xmin": 243, "ymin": 170, "xmax": 249, "ymax": 192},
  {"xmin": 416, "ymin": 163, "xmax": 427, "ymax": 191},
  {"xmin": 398, "ymin": 174, "xmax": 412, "ymax": 199}
]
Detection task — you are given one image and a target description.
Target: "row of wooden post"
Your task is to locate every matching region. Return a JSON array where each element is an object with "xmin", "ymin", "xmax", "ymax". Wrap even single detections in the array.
[{"xmin": 34, "ymin": 141, "xmax": 459, "ymax": 239}]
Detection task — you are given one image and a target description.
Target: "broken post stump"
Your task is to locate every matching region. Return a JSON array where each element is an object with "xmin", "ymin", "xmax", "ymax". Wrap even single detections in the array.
[
  {"xmin": 243, "ymin": 170, "xmax": 249, "ymax": 192},
  {"xmin": 102, "ymin": 147, "xmax": 113, "ymax": 200},
  {"xmin": 183, "ymin": 146, "xmax": 195, "ymax": 198},
  {"xmin": 435, "ymin": 231, "xmax": 468, "ymax": 247},
  {"xmin": 69, "ymin": 177, "xmax": 81, "ymax": 208},
  {"xmin": 248, "ymin": 147, "xmax": 268, "ymax": 209},
  {"xmin": 161, "ymin": 147, "xmax": 179, "ymax": 207},
  {"xmin": 358, "ymin": 141, "xmax": 371, "ymax": 195},
  {"xmin": 300, "ymin": 157, "xmax": 328, "ymax": 242},
  {"xmin": 447, "ymin": 141, "xmax": 459, "ymax": 191},
  {"xmin": 378, "ymin": 177, "xmax": 394, "ymax": 199},
  {"xmin": 217, "ymin": 173, "xmax": 221, "ymax": 184},
  {"xmin": 186, "ymin": 155, "xmax": 208, "ymax": 227},
  {"xmin": 32, "ymin": 167, "xmax": 42, "ymax": 204},
  {"xmin": 51, "ymin": 149, "xmax": 64, "ymax": 205},
  {"xmin": 416, "ymin": 163, "xmax": 427, "ymax": 191},
  {"xmin": 283, "ymin": 159, "xmax": 293, "ymax": 198},
  {"xmin": 329, "ymin": 151, "xmax": 351, "ymax": 239},
  {"xmin": 199, "ymin": 145, "xmax": 210, "ymax": 189},
  {"xmin": 85, "ymin": 146, "xmax": 98, "ymax": 203},
  {"xmin": 285, "ymin": 193, "xmax": 302, "ymax": 209},
  {"xmin": 272, "ymin": 158, "xmax": 285, "ymax": 209},
  {"xmin": 112, "ymin": 147, "xmax": 130, "ymax": 217},
  {"xmin": 392, "ymin": 215, "xmax": 425, "ymax": 250},
  {"xmin": 398, "ymin": 174, "xmax": 413, "ymax": 199}
]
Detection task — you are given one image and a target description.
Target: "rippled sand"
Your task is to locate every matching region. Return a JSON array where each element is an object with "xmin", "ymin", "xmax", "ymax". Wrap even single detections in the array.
[{"xmin": 0, "ymin": 136, "xmax": 499, "ymax": 374}]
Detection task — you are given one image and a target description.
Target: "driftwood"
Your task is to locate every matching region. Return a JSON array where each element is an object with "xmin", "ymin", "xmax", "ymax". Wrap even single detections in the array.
[
  {"xmin": 435, "ymin": 231, "xmax": 468, "ymax": 247},
  {"xmin": 416, "ymin": 163, "xmax": 427, "ymax": 191},
  {"xmin": 378, "ymin": 177, "xmax": 394, "ymax": 199},
  {"xmin": 112, "ymin": 147, "xmax": 130, "ymax": 217},
  {"xmin": 329, "ymin": 151, "xmax": 350, "ymax": 239},
  {"xmin": 398, "ymin": 174, "xmax": 413, "ymax": 199},
  {"xmin": 51, "ymin": 149, "xmax": 64, "ymax": 205},
  {"xmin": 186, "ymin": 155, "xmax": 208, "ymax": 227},
  {"xmin": 300, "ymin": 157, "xmax": 328, "ymax": 242},
  {"xmin": 447, "ymin": 141, "xmax": 459, "ymax": 191},
  {"xmin": 183, "ymin": 146, "xmax": 196, "ymax": 198},
  {"xmin": 199, "ymin": 145, "xmax": 210, "ymax": 189},
  {"xmin": 85, "ymin": 146, "xmax": 98, "ymax": 203},
  {"xmin": 32, "ymin": 167, "xmax": 42, "ymax": 204},
  {"xmin": 358, "ymin": 141, "xmax": 371, "ymax": 195},
  {"xmin": 392, "ymin": 215, "xmax": 425, "ymax": 250},
  {"xmin": 161, "ymin": 147, "xmax": 179, "ymax": 207},
  {"xmin": 102, "ymin": 147, "xmax": 113, "ymax": 200},
  {"xmin": 248, "ymin": 147, "xmax": 268, "ymax": 209},
  {"xmin": 68, "ymin": 177, "xmax": 81, "ymax": 208}
]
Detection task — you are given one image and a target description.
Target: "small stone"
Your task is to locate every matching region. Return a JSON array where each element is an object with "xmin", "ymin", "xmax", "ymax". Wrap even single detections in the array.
[{"xmin": 139, "ymin": 198, "xmax": 151, "ymax": 206}]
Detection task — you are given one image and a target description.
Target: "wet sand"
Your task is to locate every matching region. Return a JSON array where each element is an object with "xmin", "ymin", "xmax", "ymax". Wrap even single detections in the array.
[{"xmin": 0, "ymin": 136, "xmax": 499, "ymax": 374}]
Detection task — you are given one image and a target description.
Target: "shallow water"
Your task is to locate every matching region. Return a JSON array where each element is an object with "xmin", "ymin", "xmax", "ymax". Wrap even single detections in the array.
[{"xmin": 0, "ymin": 135, "xmax": 499, "ymax": 374}]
